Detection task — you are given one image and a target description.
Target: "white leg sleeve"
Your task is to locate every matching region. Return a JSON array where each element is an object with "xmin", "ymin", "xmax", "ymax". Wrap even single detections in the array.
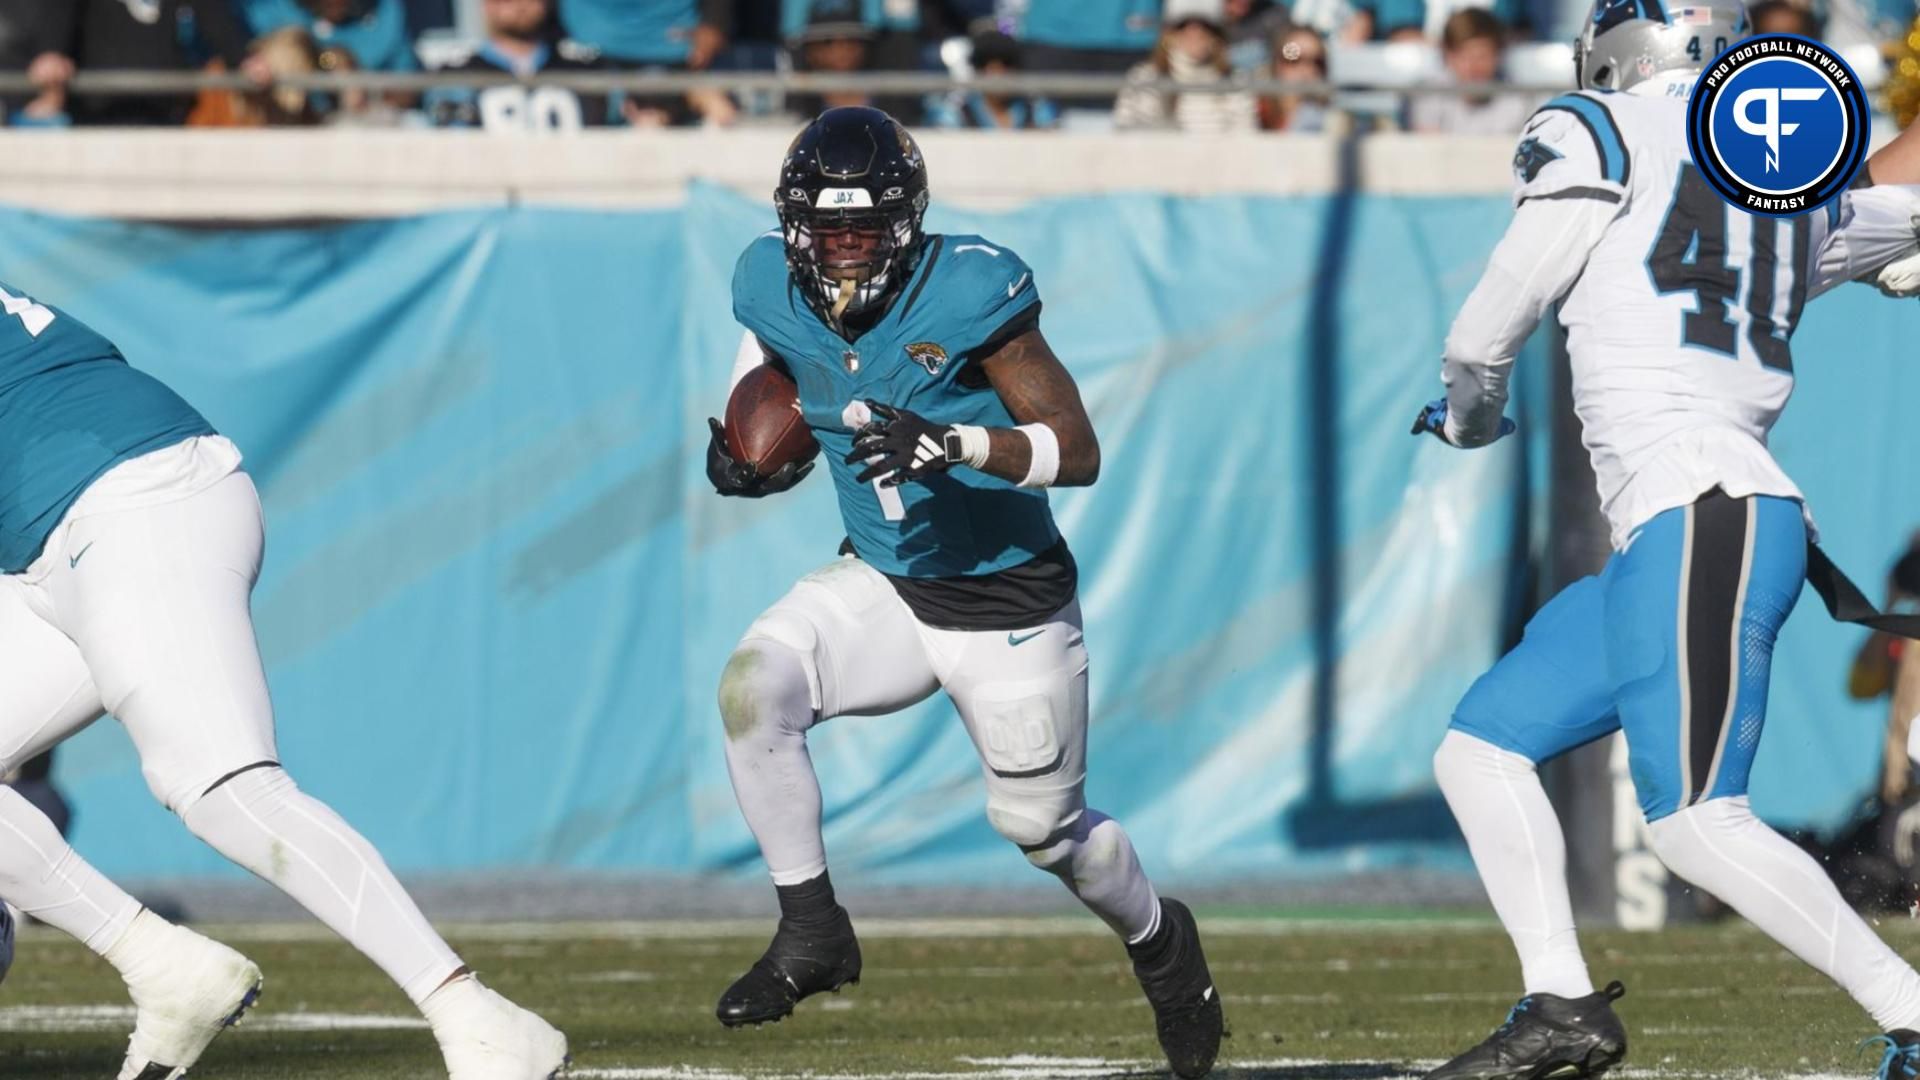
[
  {"xmin": 931, "ymin": 600, "xmax": 1160, "ymax": 943},
  {"xmin": 720, "ymin": 559, "xmax": 939, "ymax": 887},
  {"xmin": 181, "ymin": 766, "xmax": 461, "ymax": 1006},
  {"xmin": 1651, "ymin": 796, "xmax": 1920, "ymax": 1032},
  {"xmin": 0, "ymin": 785, "xmax": 139, "ymax": 952},
  {"xmin": 720, "ymin": 641, "xmax": 831, "ymax": 887},
  {"xmin": 1434, "ymin": 730, "xmax": 1594, "ymax": 998}
]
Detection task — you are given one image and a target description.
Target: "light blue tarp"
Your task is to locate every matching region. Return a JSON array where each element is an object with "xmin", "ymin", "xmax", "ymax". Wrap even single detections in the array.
[{"xmin": 3, "ymin": 183, "xmax": 1912, "ymax": 884}]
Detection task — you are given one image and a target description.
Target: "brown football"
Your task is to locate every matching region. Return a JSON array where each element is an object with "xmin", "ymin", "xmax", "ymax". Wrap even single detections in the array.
[{"xmin": 724, "ymin": 364, "xmax": 819, "ymax": 478}]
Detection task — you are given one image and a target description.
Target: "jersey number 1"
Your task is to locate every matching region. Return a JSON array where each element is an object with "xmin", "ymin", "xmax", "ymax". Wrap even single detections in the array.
[
  {"xmin": 1647, "ymin": 163, "xmax": 1808, "ymax": 372},
  {"xmin": 0, "ymin": 285, "xmax": 54, "ymax": 338}
]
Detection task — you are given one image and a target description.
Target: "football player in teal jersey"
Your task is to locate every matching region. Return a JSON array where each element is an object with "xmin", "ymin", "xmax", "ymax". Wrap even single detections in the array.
[
  {"xmin": 0, "ymin": 283, "xmax": 567, "ymax": 1080},
  {"xmin": 704, "ymin": 107, "xmax": 1223, "ymax": 1078}
]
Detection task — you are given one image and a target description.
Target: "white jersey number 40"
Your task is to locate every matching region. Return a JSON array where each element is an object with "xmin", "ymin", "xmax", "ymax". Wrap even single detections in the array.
[{"xmin": 0, "ymin": 285, "xmax": 55, "ymax": 338}]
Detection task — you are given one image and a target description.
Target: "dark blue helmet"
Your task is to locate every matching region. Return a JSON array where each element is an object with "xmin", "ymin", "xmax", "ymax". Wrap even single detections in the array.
[{"xmin": 775, "ymin": 107, "xmax": 930, "ymax": 324}]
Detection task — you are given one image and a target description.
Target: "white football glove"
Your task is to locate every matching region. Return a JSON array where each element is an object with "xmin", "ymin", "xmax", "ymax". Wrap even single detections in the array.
[{"xmin": 1875, "ymin": 217, "xmax": 1920, "ymax": 297}]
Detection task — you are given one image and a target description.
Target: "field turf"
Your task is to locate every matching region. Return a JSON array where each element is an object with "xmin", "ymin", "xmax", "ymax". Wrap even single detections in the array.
[{"xmin": 0, "ymin": 912, "xmax": 1913, "ymax": 1079}]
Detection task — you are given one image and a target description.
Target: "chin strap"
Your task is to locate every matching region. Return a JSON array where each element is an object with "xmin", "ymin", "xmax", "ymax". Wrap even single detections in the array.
[{"xmin": 829, "ymin": 278, "xmax": 857, "ymax": 322}]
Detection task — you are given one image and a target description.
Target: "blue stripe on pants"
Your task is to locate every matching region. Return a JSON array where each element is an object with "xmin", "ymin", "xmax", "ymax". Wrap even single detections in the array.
[{"xmin": 1449, "ymin": 492, "xmax": 1805, "ymax": 821}]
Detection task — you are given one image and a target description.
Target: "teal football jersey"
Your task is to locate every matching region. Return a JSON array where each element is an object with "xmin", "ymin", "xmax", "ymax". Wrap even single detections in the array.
[
  {"xmin": 732, "ymin": 233, "xmax": 1060, "ymax": 579},
  {"xmin": 0, "ymin": 282, "xmax": 216, "ymax": 573}
]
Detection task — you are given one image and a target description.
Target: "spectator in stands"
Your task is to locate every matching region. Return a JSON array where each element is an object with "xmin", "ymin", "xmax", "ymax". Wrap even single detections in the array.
[
  {"xmin": 1015, "ymin": 0, "xmax": 1161, "ymax": 73},
  {"xmin": 1348, "ymin": 0, "xmax": 1429, "ymax": 41},
  {"xmin": 426, "ymin": 0, "xmax": 619, "ymax": 130},
  {"xmin": 187, "ymin": 25, "xmax": 322, "ymax": 126},
  {"xmin": 1225, "ymin": 0, "xmax": 1295, "ymax": 70},
  {"xmin": 1115, "ymin": 1, "xmax": 1260, "ymax": 133},
  {"xmin": 556, "ymin": 0, "xmax": 735, "ymax": 124},
  {"xmin": 1388, "ymin": 0, "xmax": 1532, "ymax": 40},
  {"xmin": 928, "ymin": 28, "xmax": 1058, "ymax": 128},
  {"xmin": 1285, "ymin": 0, "xmax": 1365, "ymax": 41},
  {"xmin": 782, "ymin": 0, "xmax": 927, "ymax": 121},
  {"xmin": 0, "ymin": 0, "xmax": 64, "ymax": 125},
  {"xmin": 28, "ymin": 0, "xmax": 263, "ymax": 125},
  {"xmin": 788, "ymin": 0, "xmax": 880, "ymax": 118},
  {"xmin": 1259, "ymin": 25, "xmax": 1340, "ymax": 131},
  {"xmin": 1749, "ymin": 0, "xmax": 1822, "ymax": 35},
  {"xmin": 1407, "ymin": 8, "xmax": 1532, "ymax": 134},
  {"xmin": 560, "ymin": 0, "xmax": 732, "ymax": 69},
  {"xmin": 242, "ymin": 0, "xmax": 419, "ymax": 71}
]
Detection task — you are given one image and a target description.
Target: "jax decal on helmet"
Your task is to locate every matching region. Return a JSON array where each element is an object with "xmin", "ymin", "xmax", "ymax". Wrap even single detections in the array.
[{"xmin": 1687, "ymin": 33, "xmax": 1871, "ymax": 214}]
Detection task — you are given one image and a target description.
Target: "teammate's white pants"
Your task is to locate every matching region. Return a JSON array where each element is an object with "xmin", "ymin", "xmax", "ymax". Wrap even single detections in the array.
[
  {"xmin": 0, "ymin": 784, "xmax": 139, "ymax": 952},
  {"xmin": 0, "ymin": 437, "xmax": 461, "ymax": 1004},
  {"xmin": 1437, "ymin": 730, "xmax": 1920, "ymax": 1030},
  {"xmin": 720, "ymin": 557, "xmax": 1161, "ymax": 942}
]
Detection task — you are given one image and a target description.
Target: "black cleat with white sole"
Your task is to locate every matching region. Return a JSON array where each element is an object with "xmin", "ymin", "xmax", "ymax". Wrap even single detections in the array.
[
  {"xmin": 1425, "ymin": 980, "xmax": 1628, "ymax": 1080},
  {"xmin": 715, "ymin": 910, "xmax": 861, "ymax": 1028},
  {"xmin": 1131, "ymin": 898, "xmax": 1225, "ymax": 1079}
]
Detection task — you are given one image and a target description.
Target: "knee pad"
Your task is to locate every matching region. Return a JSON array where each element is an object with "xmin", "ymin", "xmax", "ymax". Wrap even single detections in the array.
[
  {"xmin": 987, "ymin": 789, "xmax": 1084, "ymax": 854},
  {"xmin": 718, "ymin": 641, "xmax": 814, "ymax": 743}
]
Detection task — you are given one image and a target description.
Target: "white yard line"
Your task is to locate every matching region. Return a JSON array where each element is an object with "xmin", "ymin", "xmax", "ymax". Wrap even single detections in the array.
[
  {"xmin": 570, "ymin": 1059, "xmax": 1877, "ymax": 1080},
  {"xmin": 126, "ymin": 916, "xmax": 1494, "ymax": 945},
  {"xmin": 0, "ymin": 1004, "xmax": 427, "ymax": 1033}
]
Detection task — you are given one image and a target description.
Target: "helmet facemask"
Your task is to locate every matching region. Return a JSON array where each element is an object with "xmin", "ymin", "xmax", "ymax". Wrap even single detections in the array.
[{"xmin": 778, "ymin": 193, "xmax": 927, "ymax": 325}]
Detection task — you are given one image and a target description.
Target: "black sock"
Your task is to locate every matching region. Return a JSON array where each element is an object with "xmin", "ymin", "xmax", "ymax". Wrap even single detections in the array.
[{"xmin": 775, "ymin": 871, "xmax": 842, "ymax": 927}]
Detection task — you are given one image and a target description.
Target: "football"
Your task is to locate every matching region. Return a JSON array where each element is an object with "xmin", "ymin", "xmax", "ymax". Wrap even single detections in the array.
[{"xmin": 724, "ymin": 363, "xmax": 818, "ymax": 478}]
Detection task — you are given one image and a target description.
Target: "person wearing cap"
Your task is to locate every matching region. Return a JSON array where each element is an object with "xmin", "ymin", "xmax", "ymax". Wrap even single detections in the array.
[
  {"xmin": 787, "ymin": 0, "xmax": 881, "ymax": 118},
  {"xmin": 928, "ymin": 29, "xmax": 1059, "ymax": 129},
  {"xmin": 1114, "ymin": 0, "xmax": 1259, "ymax": 133}
]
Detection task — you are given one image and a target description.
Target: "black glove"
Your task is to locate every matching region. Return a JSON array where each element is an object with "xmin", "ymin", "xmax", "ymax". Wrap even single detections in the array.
[
  {"xmin": 846, "ymin": 402, "xmax": 956, "ymax": 488},
  {"xmin": 707, "ymin": 417, "xmax": 813, "ymax": 498}
]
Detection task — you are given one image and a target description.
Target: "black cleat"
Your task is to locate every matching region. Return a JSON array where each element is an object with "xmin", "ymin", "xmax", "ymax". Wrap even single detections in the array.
[
  {"xmin": 1425, "ymin": 981, "xmax": 1627, "ymax": 1080},
  {"xmin": 1864, "ymin": 1029, "xmax": 1920, "ymax": 1079},
  {"xmin": 1132, "ymin": 898, "xmax": 1225, "ymax": 1079},
  {"xmin": 715, "ymin": 910, "xmax": 861, "ymax": 1028}
]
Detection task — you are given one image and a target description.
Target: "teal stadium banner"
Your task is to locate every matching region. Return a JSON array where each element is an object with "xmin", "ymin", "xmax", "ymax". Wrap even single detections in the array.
[{"xmin": 3, "ymin": 184, "xmax": 1915, "ymax": 883}]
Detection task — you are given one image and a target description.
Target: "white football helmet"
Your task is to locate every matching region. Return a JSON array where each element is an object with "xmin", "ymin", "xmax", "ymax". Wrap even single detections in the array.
[{"xmin": 1575, "ymin": 0, "xmax": 1750, "ymax": 91}]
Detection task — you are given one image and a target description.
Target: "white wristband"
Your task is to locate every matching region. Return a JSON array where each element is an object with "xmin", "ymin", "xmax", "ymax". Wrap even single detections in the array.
[
  {"xmin": 947, "ymin": 424, "xmax": 992, "ymax": 469},
  {"xmin": 1016, "ymin": 423, "xmax": 1060, "ymax": 488}
]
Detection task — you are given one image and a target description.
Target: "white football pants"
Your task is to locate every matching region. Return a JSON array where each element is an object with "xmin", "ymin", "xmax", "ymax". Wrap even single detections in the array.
[
  {"xmin": 0, "ymin": 436, "xmax": 461, "ymax": 1004},
  {"xmin": 720, "ymin": 556, "xmax": 1161, "ymax": 943}
]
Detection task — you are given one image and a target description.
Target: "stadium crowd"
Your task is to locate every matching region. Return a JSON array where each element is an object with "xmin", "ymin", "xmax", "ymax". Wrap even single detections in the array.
[{"xmin": 0, "ymin": 0, "xmax": 1911, "ymax": 131}]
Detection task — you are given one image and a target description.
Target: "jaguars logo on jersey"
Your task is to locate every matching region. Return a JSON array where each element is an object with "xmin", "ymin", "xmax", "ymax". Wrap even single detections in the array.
[{"xmin": 905, "ymin": 342, "xmax": 949, "ymax": 376}]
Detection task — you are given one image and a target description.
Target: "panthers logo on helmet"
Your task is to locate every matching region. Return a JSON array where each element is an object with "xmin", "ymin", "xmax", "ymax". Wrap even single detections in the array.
[{"xmin": 905, "ymin": 342, "xmax": 948, "ymax": 376}]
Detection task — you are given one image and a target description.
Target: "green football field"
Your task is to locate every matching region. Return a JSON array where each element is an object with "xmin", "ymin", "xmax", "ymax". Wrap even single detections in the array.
[{"xmin": 1, "ymin": 911, "xmax": 1914, "ymax": 1079}]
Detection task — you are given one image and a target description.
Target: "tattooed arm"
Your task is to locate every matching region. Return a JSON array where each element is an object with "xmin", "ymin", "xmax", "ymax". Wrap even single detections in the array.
[
  {"xmin": 847, "ymin": 328, "xmax": 1100, "ymax": 490},
  {"xmin": 974, "ymin": 328, "xmax": 1100, "ymax": 488}
]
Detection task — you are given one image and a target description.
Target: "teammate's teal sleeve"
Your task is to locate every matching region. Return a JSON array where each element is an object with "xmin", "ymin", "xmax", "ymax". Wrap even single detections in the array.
[
  {"xmin": 0, "ymin": 282, "xmax": 216, "ymax": 573},
  {"xmin": 732, "ymin": 233, "xmax": 1059, "ymax": 579}
]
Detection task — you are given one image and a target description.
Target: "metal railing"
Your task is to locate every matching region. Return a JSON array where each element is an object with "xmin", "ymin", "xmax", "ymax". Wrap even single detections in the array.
[{"xmin": 0, "ymin": 69, "xmax": 1572, "ymax": 99}]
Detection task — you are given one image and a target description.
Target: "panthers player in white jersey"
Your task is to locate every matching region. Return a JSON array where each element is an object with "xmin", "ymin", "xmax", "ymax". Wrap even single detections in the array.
[{"xmin": 1412, "ymin": 0, "xmax": 1920, "ymax": 1077}]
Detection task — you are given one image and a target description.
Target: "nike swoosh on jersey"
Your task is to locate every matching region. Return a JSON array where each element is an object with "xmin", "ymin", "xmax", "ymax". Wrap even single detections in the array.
[
  {"xmin": 1007, "ymin": 629, "xmax": 1044, "ymax": 646},
  {"xmin": 68, "ymin": 542, "xmax": 94, "ymax": 569}
]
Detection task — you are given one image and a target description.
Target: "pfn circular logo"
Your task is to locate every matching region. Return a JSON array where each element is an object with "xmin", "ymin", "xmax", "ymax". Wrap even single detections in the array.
[{"xmin": 1687, "ymin": 34, "xmax": 1869, "ymax": 216}]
